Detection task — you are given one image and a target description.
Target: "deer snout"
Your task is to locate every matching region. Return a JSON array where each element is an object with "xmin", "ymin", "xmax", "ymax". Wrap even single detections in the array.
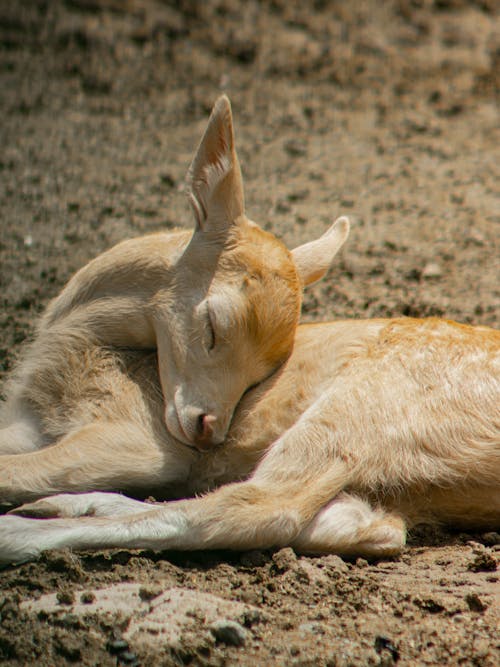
[
  {"xmin": 193, "ymin": 413, "xmax": 219, "ymax": 451},
  {"xmin": 167, "ymin": 390, "xmax": 229, "ymax": 449}
]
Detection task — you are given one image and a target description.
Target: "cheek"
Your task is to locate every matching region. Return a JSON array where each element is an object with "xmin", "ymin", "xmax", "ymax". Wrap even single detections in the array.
[{"xmin": 217, "ymin": 349, "xmax": 265, "ymax": 396}]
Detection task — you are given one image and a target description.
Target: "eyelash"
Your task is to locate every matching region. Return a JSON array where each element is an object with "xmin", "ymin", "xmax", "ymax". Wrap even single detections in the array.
[{"xmin": 207, "ymin": 306, "xmax": 216, "ymax": 351}]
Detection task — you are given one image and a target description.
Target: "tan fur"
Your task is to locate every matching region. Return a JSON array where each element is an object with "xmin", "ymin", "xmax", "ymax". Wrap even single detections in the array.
[{"xmin": 0, "ymin": 98, "xmax": 498, "ymax": 564}]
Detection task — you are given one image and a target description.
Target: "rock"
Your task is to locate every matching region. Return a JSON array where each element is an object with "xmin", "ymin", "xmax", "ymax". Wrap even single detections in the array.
[
  {"xmin": 284, "ymin": 138, "xmax": 307, "ymax": 158},
  {"xmin": 468, "ymin": 551, "xmax": 497, "ymax": 572},
  {"xmin": 272, "ymin": 547, "xmax": 298, "ymax": 573},
  {"xmin": 413, "ymin": 596, "xmax": 446, "ymax": 614},
  {"xmin": 210, "ymin": 619, "xmax": 247, "ymax": 647},
  {"xmin": 22, "ymin": 583, "xmax": 259, "ymax": 650},
  {"xmin": 465, "ymin": 592, "xmax": 487, "ymax": 613},
  {"xmin": 422, "ymin": 262, "xmax": 442, "ymax": 279},
  {"xmin": 323, "ymin": 554, "xmax": 349, "ymax": 576},
  {"xmin": 56, "ymin": 589, "xmax": 75, "ymax": 606},
  {"xmin": 106, "ymin": 638, "xmax": 129, "ymax": 654}
]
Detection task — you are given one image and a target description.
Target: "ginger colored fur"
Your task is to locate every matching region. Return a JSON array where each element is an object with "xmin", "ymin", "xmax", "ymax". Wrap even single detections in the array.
[{"xmin": 0, "ymin": 97, "xmax": 498, "ymax": 564}]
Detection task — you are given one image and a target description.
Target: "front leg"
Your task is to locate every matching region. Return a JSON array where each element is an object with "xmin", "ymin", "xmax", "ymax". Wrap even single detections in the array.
[
  {"xmin": 0, "ymin": 470, "xmax": 407, "ymax": 565},
  {"xmin": 0, "ymin": 393, "xmax": 407, "ymax": 564},
  {"xmin": 0, "ymin": 450, "xmax": 350, "ymax": 564},
  {"xmin": 9, "ymin": 491, "xmax": 155, "ymax": 519},
  {"xmin": 0, "ymin": 421, "xmax": 191, "ymax": 506},
  {"xmin": 0, "ymin": 395, "xmax": 364, "ymax": 563}
]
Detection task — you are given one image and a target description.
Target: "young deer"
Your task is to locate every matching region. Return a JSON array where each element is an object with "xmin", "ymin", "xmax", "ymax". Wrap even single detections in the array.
[
  {"xmin": 0, "ymin": 95, "xmax": 345, "ymax": 491},
  {"xmin": 0, "ymin": 98, "xmax": 498, "ymax": 564}
]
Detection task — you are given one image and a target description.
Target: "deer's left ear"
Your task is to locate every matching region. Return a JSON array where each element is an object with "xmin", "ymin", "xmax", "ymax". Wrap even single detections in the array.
[
  {"xmin": 186, "ymin": 96, "xmax": 245, "ymax": 233},
  {"xmin": 292, "ymin": 216, "xmax": 350, "ymax": 286}
]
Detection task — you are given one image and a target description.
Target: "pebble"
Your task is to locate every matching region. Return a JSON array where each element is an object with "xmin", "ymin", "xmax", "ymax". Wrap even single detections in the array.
[
  {"xmin": 422, "ymin": 262, "xmax": 442, "ymax": 279},
  {"xmin": 107, "ymin": 638, "xmax": 129, "ymax": 654},
  {"xmin": 465, "ymin": 592, "xmax": 487, "ymax": 613},
  {"xmin": 284, "ymin": 138, "xmax": 307, "ymax": 157},
  {"xmin": 119, "ymin": 650, "xmax": 140, "ymax": 666},
  {"xmin": 468, "ymin": 551, "xmax": 497, "ymax": 572},
  {"xmin": 56, "ymin": 589, "xmax": 75, "ymax": 606},
  {"xmin": 210, "ymin": 619, "xmax": 247, "ymax": 647},
  {"xmin": 272, "ymin": 547, "xmax": 298, "ymax": 573}
]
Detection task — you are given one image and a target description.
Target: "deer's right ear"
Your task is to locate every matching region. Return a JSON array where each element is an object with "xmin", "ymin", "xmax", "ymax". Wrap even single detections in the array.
[
  {"xmin": 292, "ymin": 216, "xmax": 350, "ymax": 286},
  {"xmin": 187, "ymin": 96, "xmax": 245, "ymax": 234}
]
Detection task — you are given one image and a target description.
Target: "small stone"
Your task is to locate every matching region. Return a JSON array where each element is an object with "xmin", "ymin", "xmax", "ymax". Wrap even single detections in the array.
[
  {"xmin": 284, "ymin": 138, "xmax": 307, "ymax": 157},
  {"xmin": 287, "ymin": 188, "xmax": 309, "ymax": 202},
  {"xmin": 468, "ymin": 551, "xmax": 497, "ymax": 572},
  {"xmin": 422, "ymin": 262, "xmax": 442, "ymax": 279},
  {"xmin": 80, "ymin": 591, "xmax": 95, "ymax": 604},
  {"xmin": 241, "ymin": 608, "xmax": 265, "ymax": 627},
  {"xmin": 323, "ymin": 554, "xmax": 349, "ymax": 575},
  {"xmin": 374, "ymin": 636, "xmax": 400, "ymax": 662},
  {"xmin": 465, "ymin": 592, "xmax": 487, "ymax": 613},
  {"xmin": 138, "ymin": 586, "xmax": 161, "ymax": 602},
  {"xmin": 120, "ymin": 651, "xmax": 140, "ymax": 666},
  {"xmin": 106, "ymin": 638, "xmax": 129, "ymax": 654},
  {"xmin": 56, "ymin": 589, "xmax": 75, "ymax": 606},
  {"xmin": 159, "ymin": 173, "xmax": 175, "ymax": 188},
  {"xmin": 294, "ymin": 565, "xmax": 311, "ymax": 584},
  {"xmin": 413, "ymin": 596, "xmax": 446, "ymax": 614},
  {"xmin": 210, "ymin": 619, "xmax": 247, "ymax": 647},
  {"xmin": 272, "ymin": 547, "xmax": 297, "ymax": 573}
]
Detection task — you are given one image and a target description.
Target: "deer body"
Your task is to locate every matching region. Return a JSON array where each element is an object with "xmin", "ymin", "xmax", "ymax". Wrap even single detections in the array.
[{"xmin": 0, "ymin": 98, "xmax": 498, "ymax": 564}]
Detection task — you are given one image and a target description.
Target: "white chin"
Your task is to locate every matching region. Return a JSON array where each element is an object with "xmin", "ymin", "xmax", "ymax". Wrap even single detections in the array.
[{"xmin": 164, "ymin": 406, "xmax": 195, "ymax": 447}]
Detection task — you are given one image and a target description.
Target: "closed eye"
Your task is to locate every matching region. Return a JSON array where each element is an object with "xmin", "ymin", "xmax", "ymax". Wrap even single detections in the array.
[{"xmin": 206, "ymin": 303, "xmax": 216, "ymax": 351}]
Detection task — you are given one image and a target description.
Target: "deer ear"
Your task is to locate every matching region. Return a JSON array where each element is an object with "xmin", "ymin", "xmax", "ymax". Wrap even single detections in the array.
[
  {"xmin": 292, "ymin": 216, "xmax": 350, "ymax": 286},
  {"xmin": 187, "ymin": 96, "xmax": 245, "ymax": 233}
]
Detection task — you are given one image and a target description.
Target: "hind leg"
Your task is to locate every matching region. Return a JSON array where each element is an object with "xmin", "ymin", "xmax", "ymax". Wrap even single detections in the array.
[{"xmin": 292, "ymin": 492, "xmax": 406, "ymax": 558}]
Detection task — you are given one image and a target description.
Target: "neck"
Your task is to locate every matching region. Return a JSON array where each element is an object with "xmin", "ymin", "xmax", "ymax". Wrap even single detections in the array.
[{"xmin": 40, "ymin": 230, "xmax": 192, "ymax": 348}]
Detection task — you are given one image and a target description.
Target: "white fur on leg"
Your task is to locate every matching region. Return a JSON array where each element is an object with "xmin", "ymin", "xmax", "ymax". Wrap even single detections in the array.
[
  {"xmin": 292, "ymin": 493, "xmax": 406, "ymax": 557},
  {"xmin": 0, "ymin": 504, "xmax": 190, "ymax": 565},
  {"xmin": 0, "ymin": 514, "xmax": 88, "ymax": 564},
  {"xmin": 9, "ymin": 491, "xmax": 156, "ymax": 519}
]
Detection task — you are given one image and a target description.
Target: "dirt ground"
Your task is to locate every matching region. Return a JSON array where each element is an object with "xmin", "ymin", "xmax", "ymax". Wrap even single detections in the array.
[{"xmin": 0, "ymin": 1, "xmax": 499, "ymax": 665}]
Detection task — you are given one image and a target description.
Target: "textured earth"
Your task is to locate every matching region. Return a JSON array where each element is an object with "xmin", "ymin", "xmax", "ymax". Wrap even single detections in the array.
[{"xmin": 0, "ymin": 1, "xmax": 499, "ymax": 665}]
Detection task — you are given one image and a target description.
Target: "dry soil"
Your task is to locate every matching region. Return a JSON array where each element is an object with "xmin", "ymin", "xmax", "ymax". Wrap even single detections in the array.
[{"xmin": 0, "ymin": 1, "xmax": 499, "ymax": 666}]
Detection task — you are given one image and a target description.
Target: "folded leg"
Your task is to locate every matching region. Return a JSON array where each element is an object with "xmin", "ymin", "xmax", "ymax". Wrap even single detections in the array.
[{"xmin": 0, "ymin": 421, "xmax": 191, "ymax": 506}]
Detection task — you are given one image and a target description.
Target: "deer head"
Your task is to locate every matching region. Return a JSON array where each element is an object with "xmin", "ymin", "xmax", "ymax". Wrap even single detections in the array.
[{"xmin": 152, "ymin": 96, "xmax": 349, "ymax": 450}]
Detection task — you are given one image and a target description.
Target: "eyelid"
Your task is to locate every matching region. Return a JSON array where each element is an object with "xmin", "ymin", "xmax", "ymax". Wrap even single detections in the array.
[{"xmin": 206, "ymin": 301, "xmax": 216, "ymax": 351}]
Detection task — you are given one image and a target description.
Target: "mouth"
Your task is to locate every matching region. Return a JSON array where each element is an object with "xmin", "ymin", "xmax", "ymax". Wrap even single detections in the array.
[
  {"xmin": 164, "ymin": 403, "xmax": 226, "ymax": 452},
  {"xmin": 164, "ymin": 404, "xmax": 196, "ymax": 448}
]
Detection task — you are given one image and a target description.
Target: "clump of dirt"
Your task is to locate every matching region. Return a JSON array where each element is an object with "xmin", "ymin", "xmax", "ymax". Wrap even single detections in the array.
[{"xmin": 0, "ymin": 1, "xmax": 498, "ymax": 665}]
